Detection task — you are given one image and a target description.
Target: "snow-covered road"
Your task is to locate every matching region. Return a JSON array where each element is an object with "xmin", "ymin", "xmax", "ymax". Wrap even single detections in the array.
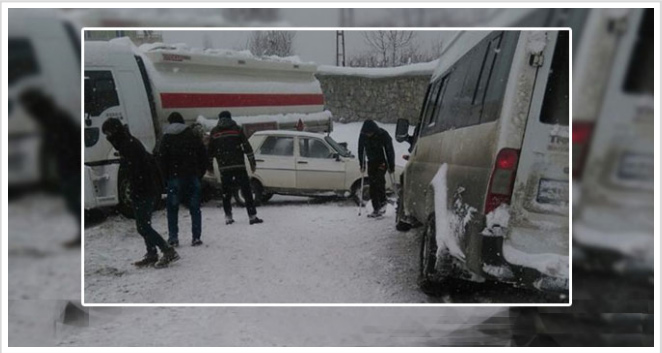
[{"xmin": 85, "ymin": 196, "xmax": 429, "ymax": 304}]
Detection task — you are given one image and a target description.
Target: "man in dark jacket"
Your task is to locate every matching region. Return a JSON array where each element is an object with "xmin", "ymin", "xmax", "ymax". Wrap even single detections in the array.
[
  {"xmin": 159, "ymin": 112, "xmax": 207, "ymax": 247},
  {"xmin": 19, "ymin": 89, "xmax": 81, "ymax": 248},
  {"xmin": 358, "ymin": 119, "xmax": 396, "ymax": 217},
  {"xmin": 208, "ymin": 111, "xmax": 263, "ymax": 225},
  {"xmin": 101, "ymin": 118, "xmax": 179, "ymax": 268}
]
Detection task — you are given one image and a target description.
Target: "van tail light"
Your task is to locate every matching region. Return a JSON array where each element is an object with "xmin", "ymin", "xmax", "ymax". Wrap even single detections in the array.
[
  {"xmin": 572, "ymin": 122, "xmax": 594, "ymax": 179},
  {"xmin": 484, "ymin": 148, "xmax": 520, "ymax": 215}
]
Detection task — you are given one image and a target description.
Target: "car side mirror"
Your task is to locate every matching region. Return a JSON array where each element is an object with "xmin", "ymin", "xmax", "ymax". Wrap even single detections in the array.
[
  {"xmin": 395, "ymin": 118, "xmax": 410, "ymax": 143},
  {"xmin": 333, "ymin": 153, "xmax": 341, "ymax": 161}
]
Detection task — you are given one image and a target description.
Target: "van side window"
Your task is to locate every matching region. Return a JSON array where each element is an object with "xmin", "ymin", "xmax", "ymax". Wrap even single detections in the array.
[
  {"xmin": 84, "ymin": 70, "xmax": 120, "ymax": 117},
  {"xmin": 481, "ymin": 32, "xmax": 520, "ymax": 123},
  {"xmin": 8, "ymin": 39, "xmax": 40, "ymax": 86},
  {"xmin": 473, "ymin": 34, "xmax": 502, "ymax": 108},
  {"xmin": 420, "ymin": 31, "xmax": 519, "ymax": 137},
  {"xmin": 623, "ymin": 8, "xmax": 653, "ymax": 95},
  {"xmin": 540, "ymin": 31, "xmax": 570, "ymax": 126},
  {"xmin": 421, "ymin": 78, "xmax": 443, "ymax": 127}
]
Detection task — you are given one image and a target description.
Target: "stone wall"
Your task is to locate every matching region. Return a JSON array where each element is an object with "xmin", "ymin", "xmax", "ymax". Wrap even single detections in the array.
[{"xmin": 315, "ymin": 72, "xmax": 433, "ymax": 124}]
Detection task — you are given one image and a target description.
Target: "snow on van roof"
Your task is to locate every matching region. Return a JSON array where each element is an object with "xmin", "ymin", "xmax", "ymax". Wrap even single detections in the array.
[
  {"xmin": 431, "ymin": 31, "xmax": 492, "ymax": 81},
  {"xmin": 317, "ymin": 60, "xmax": 438, "ymax": 78}
]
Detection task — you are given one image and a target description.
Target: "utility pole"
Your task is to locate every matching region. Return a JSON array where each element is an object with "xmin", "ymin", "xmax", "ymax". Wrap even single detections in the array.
[
  {"xmin": 336, "ymin": 9, "xmax": 353, "ymax": 66},
  {"xmin": 336, "ymin": 30, "xmax": 345, "ymax": 66}
]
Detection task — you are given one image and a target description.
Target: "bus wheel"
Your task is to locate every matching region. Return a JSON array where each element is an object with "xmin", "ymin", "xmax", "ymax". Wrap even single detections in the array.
[{"xmin": 117, "ymin": 170, "xmax": 135, "ymax": 219}]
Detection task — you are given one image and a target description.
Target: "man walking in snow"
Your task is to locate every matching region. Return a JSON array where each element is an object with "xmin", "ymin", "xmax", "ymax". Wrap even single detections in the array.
[
  {"xmin": 358, "ymin": 119, "xmax": 396, "ymax": 218},
  {"xmin": 102, "ymin": 118, "xmax": 179, "ymax": 268},
  {"xmin": 208, "ymin": 111, "xmax": 263, "ymax": 225},
  {"xmin": 158, "ymin": 112, "xmax": 208, "ymax": 247}
]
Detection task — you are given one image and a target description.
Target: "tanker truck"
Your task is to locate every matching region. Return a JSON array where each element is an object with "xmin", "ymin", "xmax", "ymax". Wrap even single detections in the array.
[{"xmin": 84, "ymin": 37, "xmax": 332, "ymax": 216}]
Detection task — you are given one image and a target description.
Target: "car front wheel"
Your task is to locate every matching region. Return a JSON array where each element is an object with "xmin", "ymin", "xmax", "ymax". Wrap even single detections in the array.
[{"xmin": 233, "ymin": 179, "xmax": 264, "ymax": 207}]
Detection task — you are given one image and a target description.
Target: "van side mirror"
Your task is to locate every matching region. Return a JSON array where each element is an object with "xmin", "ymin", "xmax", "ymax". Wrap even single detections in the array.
[
  {"xmin": 333, "ymin": 152, "xmax": 341, "ymax": 161},
  {"xmin": 395, "ymin": 119, "xmax": 410, "ymax": 143}
]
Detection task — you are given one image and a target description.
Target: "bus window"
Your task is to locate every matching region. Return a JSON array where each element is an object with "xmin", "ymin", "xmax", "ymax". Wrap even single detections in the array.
[
  {"xmin": 9, "ymin": 39, "xmax": 40, "ymax": 86},
  {"xmin": 85, "ymin": 70, "xmax": 120, "ymax": 117}
]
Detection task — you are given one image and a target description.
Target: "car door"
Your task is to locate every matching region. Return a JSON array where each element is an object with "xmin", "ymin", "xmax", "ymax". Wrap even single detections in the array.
[
  {"xmin": 295, "ymin": 136, "xmax": 346, "ymax": 191},
  {"xmin": 254, "ymin": 135, "xmax": 296, "ymax": 189}
]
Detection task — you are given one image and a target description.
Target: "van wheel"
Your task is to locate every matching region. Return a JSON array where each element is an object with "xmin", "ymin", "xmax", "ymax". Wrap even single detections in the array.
[
  {"xmin": 117, "ymin": 170, "xmax": 135, "ymax": 219},
  {"xmin": 395, "ymin": 188, "xmax": 411, "ymax": 232},
  {"xmin": 351, "ymin": 178, "xmax": 370, "ymax": 206},
  {"xmin": 234, "ymin": 179, "xmax": 264, "ymax": 207},
  {"xmin": 419, "ymin": 215, "xmax": 442, "ymax": 295}
]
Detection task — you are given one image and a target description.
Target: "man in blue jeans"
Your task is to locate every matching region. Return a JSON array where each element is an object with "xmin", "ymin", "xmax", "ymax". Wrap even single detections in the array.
[
  {"xmin": 102, "ymin": 118, "xmax": 179, "ymax": 268},
  {"xmin": 158, "ymin": 112, "xmax": 208, "ymax": 247}
]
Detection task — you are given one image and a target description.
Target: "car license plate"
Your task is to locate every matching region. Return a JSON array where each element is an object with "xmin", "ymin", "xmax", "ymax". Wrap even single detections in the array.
[
  {"xmin": 617, "ymin": 152, "xmax": 654, "ymax": 182},
  {"xmin": 536, "ymin": 178, "xmax": 568, "ymax": 205}
]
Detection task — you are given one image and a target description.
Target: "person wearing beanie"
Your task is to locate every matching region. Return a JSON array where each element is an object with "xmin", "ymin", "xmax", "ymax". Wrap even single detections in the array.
[
  {"xmin": 158, "ymin": 112, "xmax": 208, "ymax": 247},
  {"xmin": 208, "ymin": 110, "xmax": 263, "ymax": 225},
  {"xmin": 358, "ymin": 119, "xmax": 395, "ymax": 218},
  {"xmin": 101, "ymin": 118, "xmax": 179, "ymax": 268}
]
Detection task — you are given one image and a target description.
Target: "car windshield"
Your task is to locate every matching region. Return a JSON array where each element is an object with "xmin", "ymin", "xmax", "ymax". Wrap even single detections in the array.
[{"xmin": 324, "ymin": 136, "xmax": 352, "ymax": 157}]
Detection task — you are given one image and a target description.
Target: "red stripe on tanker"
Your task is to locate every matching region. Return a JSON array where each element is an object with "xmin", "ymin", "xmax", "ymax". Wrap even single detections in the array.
[{"xmin": 160, "ymin": 93, "xmax": 325, "ymax": 109}]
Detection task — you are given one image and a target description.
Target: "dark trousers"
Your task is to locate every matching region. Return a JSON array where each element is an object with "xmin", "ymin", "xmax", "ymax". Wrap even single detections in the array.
[
  {"xmin": 166, "ymin": 177, "xmax": 202, "ymax": 241},
  {"xmin": 133, "ymin": 196, "xmax": 169, "ymax": 256},
  {"xmin": 221, "ymin": 168, "xmax": 256, "ymax": 217},
  {"xmin": 368, "ymin": 161, "xmax": 387, "ymax": 211}
]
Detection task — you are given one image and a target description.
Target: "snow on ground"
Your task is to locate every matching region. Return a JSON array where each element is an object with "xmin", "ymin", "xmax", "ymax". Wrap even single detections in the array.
[
  {"xmin": 59, "ymin": 306, "xmax": 508, "ymax": 346},
  {"xmin": 84, "ymin": 196, "xmax": 427, "ymax": 304},
  {"xmin": 8, "ymin": 193, "xmax": 81, "ymax": 346}
]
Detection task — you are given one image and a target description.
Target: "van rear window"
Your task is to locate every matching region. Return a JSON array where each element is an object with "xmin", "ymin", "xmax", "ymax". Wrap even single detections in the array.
[
  {"xmin": 539, "ymin": 31, "xmax": 570, "ymax": 126},
  {"xmin": 623, "ymin": 9, "xmax": 653, "ymax": 95},
  {"xmin": 8, "ymin": 38, "xmax": 40, "ymax": 86}
]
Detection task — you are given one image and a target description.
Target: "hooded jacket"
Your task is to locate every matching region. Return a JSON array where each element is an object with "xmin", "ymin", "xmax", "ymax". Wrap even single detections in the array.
[
  {"xmin": 207, "ymin": 118, "xmax": 256, "ymax": 172},
  {"xmin": 358, "ymin": 120, "xmax": 395, "ymax": 172},
  {"xmin": 104, "ymin": 123, "xmax": 163, "ymax": 199},
  {"xmin": 158, "ymin": 123, "xmax": 208, "ymax": 179}
]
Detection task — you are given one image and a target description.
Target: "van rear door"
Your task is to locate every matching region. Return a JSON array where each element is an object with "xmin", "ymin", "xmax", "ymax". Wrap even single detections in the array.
[{"xmin": 508, "ymin": 31, "xmax": 570, "ymax": 259}]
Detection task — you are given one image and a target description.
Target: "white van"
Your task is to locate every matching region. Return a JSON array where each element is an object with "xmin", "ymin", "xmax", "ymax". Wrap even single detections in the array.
[
  {"xmin": 395, "ymin": 30, "xmax": 570, "ymax": 294},
  {"xmin": 84, "ymin": 39, "xmax": 331, "ymax": 217},
  {"xmin": 495, "ymin": 8, "xmax": 654, "ymax": 277},
  {"xmin": 8, "ymin": 9, "xmax": 81, "ymax": 188},
  {"xmin": 572, "ymin": 9, "xmax": 654, "ymax": 275}
]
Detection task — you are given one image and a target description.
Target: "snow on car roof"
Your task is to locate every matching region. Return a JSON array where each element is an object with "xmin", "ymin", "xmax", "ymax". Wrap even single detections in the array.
[{"xmin": 252, "ymin": 130, "xmax": 328, "ymax": 138}]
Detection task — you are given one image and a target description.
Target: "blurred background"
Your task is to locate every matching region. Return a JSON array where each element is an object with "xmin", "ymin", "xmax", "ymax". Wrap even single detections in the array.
[{"xmin": 7, "ymin": 7, "xmax": 655, "ymax": 347}]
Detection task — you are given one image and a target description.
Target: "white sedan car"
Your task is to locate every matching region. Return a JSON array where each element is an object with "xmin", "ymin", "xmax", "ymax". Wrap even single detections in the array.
[{"xmin": 213, "ymin": 130, "xmax": 401, "ymax": 205}]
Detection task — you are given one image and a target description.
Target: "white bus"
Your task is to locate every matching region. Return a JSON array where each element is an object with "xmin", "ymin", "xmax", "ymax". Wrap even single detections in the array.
[
  {"xmin": 84, "ymin": 38, "xmax": 331, "ymax": 217},
  {"xmin": 8, "ymin": 9, "xmax": 81, "ymax": 189}
]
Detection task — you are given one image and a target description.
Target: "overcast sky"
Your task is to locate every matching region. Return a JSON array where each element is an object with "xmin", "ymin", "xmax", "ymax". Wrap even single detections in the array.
[{"xmin": 161, "ymin": 30, "xmax": 454, "ymax": 66}]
